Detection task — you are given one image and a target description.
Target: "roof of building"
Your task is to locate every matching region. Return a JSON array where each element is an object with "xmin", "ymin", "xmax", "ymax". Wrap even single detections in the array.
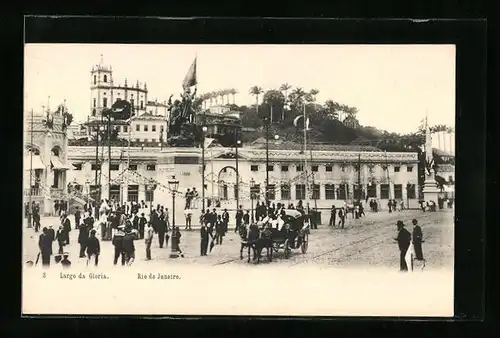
[
  {"xmin": 133, "ymin": 113, "xmax": 166, "ymax": 120},
  {"xmin": 146, "ymin": 100, "xmax": 168, "ymax": 107},
  {"xmin": 433, "ymin": 148, "xmax": 454, "ymax": 157},
  {"xmin": 249, "ymin": 139, "xmax": 383, "ymax": 152},
  {"xmin": 437, "ymin": 164, "xmax": 455, "ymax": 173}
]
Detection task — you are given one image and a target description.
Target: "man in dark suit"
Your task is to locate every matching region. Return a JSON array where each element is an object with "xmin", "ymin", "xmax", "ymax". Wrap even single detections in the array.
[
  {"xmin": 329, "ymin": 205, "xmax": 336, "ymax": 227},
  {"xmin": 61, "ymin": 213, "xmax": 71, "ymax": 245},
  {"xmin": 138, "ymin": 213, "xmax": 147, "ymax": 240},
  {"xmin": 395, "ymin": 220, "xmax": 411, "ymax": 272},
  {"xmin": 200, "ymin": 223, "xmax": 209, "ymax": 256},
  {"xmin": 243, "ymin": 210, "xmax": 250, "ymax": 225},
  {"xmin": 210, "ymin": 208, "xmax": 218, "ymax": 226},
  {"xmin": 235, "ymin": 206, "xmax": 243, "ymax": 233},
  {"xmin": 222, "ymin": 208, "xmax": 230, "ymax": 233},
  {"xmin": 33, "ymin": 203, "xmax": 41, "ymax": 232},
  {"xmin": 86, "ymin": 229, "xmax": 100, "ymax": 266},
  {"xmin": 74, "ymin": 207, "xmax": 81, "ymax": 228},
  {"xmin": 38, "ymin": 227, "xmax": 52, "ymax": 266},
  {"xmin": 156, "ymin": 213, "xmax": 167, "ymax": 248},
  {"xmin": 215, "ymin": 215, "xmax": 224, "ymax": 245},
  {"xmin": 78, "ymin": 219, "xmax": 90, "ymax": 258}
]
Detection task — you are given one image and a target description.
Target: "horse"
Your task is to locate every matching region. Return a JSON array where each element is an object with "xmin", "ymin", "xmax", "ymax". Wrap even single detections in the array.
[
  {"xmin": 253, "ymin": 226, "xmax": 273, "ymax": 263},
  {"xmin": 239, "ymin": 224, "xmax": 257, "ymax": 262}
]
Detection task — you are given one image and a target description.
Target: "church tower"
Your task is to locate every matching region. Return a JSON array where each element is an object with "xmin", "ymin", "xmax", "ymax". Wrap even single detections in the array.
[{"xmin": 90, "ymin": 55, "xmax": 114, "ymax": 119}]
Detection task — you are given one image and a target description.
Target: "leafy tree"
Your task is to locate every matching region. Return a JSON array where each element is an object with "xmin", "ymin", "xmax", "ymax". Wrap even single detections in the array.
[
  {"xmin": 262, "ymin": 89, "xmax": 285, "ymax": 122},
  {"xmin": 323, "ymin": 100, "xmax": 341, "ymax": 120}
]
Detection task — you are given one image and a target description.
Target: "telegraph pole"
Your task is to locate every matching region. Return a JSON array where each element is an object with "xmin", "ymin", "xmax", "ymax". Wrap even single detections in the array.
[
  {"xmin": 309, "ymin": 149, "xmax": 317, "ymax": 210},
  {"xmin": 201, "ymin": 109, "xmax": 207, "ymax": 212},
  {"xmin": 94, "ymin": 121, "xmax": 99, "ymax": 203},
  {"xmin": 28, "ymin": 108, "xmax": 34, "ymax": 228},
  {"xmin": 303, "ymin": 102, "xmax": 309, "ymax": 208},
  {"xmin": 107, "ymin": 115, "xmax": 112, "ymax": 202},
  {"xmin": 384, "ymin": 150, "xmax": 391, "ymax": 199},
  {"xmin": 357, "ymin": 153, "xmax": 361, "ymax": 202},
  {"xmin": 265, "ymin": 117, "xmax": 270, "ymax": 204},
  {"xmin": 235, "ymin": 128, "xmax": 240, "ymax": 212}
]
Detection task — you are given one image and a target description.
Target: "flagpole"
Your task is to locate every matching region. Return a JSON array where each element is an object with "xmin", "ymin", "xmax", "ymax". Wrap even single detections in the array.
[
  {"xmin": 126, "ymin": 118, "xmax": 131, "ymax": 206},
  {"xmin": 303, "ymin": 101, "xmax": 308, "ymax": 210},
  {"xmin": 28, "ymin": 108, "xmax": 34, "ymax": 228}
]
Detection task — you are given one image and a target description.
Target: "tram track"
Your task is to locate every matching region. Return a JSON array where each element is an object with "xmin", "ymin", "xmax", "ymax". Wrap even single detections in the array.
[{"xmin": 288, "ymin": 214, "xmax": 436, "ymax": 267}]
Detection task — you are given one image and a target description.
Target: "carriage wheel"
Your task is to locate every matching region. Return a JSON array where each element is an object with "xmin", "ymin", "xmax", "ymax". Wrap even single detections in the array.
[
  {"xmin": 301, "ymin": 232, "xmax": 309, "ymax": 254},
  {"xmin": 284, "ymin": 239, "xmax": 291, "ymax": 259}
]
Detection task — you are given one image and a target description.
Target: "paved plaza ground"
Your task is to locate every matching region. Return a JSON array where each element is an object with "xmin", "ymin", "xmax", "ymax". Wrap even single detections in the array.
[{"xmin": 22, "ymin": 208, "xmax": 454, "ymax": 271}]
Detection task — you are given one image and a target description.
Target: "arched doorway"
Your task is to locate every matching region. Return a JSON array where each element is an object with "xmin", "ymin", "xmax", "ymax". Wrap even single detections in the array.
[
  {"xmin": 50, "ymin": 145, "xmax": 66, "ymax": 190},
  {"xmin": 217, "ymin": 166, "xmax": 238, "ymax": 201}
]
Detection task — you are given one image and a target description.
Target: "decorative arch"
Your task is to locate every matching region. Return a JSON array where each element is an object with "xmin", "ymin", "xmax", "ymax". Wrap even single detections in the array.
[
  {"xmin": 217, "ymin": 165, "xmax": 238, "ymax": 200},
  {"xmin": 51, "ymin": 145, "xmax": 63, "ymax": 157}
]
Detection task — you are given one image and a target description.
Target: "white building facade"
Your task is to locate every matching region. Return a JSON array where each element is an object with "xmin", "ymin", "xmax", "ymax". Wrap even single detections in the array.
[{"xmin": 66, "ymin": 143, "xmax": 419, "ymax": 223}]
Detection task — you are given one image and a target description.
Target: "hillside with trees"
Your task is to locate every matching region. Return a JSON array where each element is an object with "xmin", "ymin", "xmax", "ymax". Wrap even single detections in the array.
[{"xmin": 198, "ymin": 85, "xmax": 454, "ymax": 194}]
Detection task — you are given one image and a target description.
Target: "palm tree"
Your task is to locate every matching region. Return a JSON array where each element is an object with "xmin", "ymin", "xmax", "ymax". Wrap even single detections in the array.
[
  {"xmin": 323, "ymin": 100, "xmax": 340, "ymax": 120},
  {"xmin": 309, "ymin": 88, "xmax": 319, "ymax": 102},
  {"xmin": 249, "ymin": 86, "xmax": 264, "ymax": 115},
  {"xmin": 229, "ymin": 88, "xmax": 238, "ymax": 104},
  {"xmin": 220, "ymin": 89, "xmax": 226, "ymax": 105},
  {"xmin": 208, "ymin": 91, "xmax": 215, "ymax": 105},
  {"xmin": 291, "ymin": 87, "xmax": 306, "ymax": 107},
  {"xmin": 339, "ymin": 104, "xmax": 349, "ymax": 123},
  {"xmin": 343, "ymin": 115, "xmax": 360, "ymax": 129},
  {"xmin": 220, "ymin": 89, "xmax": 227, "ymax": 105},
  {"xmin": 279, "ymin": 83, "xmax": 292, "ymax": 120},
  {"xmin": 432, "ymin": 124, "xmax": 448, "ymax": 152},
  {"xmin": 447, "ymin": 126, "xmax": 454, "ymax": 154}
]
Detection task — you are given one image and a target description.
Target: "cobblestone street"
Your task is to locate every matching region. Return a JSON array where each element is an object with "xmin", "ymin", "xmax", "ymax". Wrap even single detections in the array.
[{"xmin": 23, "ymin": 209, "xmax": 453, "ymax": 271}]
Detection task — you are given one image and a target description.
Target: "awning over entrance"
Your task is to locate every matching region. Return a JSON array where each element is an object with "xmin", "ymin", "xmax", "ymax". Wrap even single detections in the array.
[
  {"xmin": 51, "ymin": 156, "xmax": 73, "ymax": 170},
  {"xmin": 24, "ymin": 155, "xmax": 45, "ymax": 170}
]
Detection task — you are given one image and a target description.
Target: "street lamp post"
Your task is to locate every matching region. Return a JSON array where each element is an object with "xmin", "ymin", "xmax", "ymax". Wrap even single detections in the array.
[
  {"xmin": 235, "ymin": 136, "xmax": 241, "ymax": 214},
  {"xmin": 147, "ymin": 180, "xmax": 157, "ymax": 217},
  {"xmin": 168, "ymin": 176, "xmax": 180, "ymax": 259},
  {"xmin": 406, "ymin": 182, "xmax": 410, "ymax": 210},
  {"xmin": 265, "ymin": 117, "xmax": 270, "ymax": 205},
  {"xmin": 201, "ymin": 125, "xmax": 208, "ymax": 213},
  {"xmin": 250, "ymin": 177, "xmax": 255, "ymax": 223}
]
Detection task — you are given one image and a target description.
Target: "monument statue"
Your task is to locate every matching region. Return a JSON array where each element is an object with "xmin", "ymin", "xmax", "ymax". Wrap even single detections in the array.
[
  {"xmin": 166, "ymin": 87, "xmax": 202, "ymax": 147},
  {"xmin": 424, "ymin": 121, "xmax": 435, "ymax": 177},
  {"xmin": 422, "ymin": 116, "xmax": 440, "ymax": 204}
]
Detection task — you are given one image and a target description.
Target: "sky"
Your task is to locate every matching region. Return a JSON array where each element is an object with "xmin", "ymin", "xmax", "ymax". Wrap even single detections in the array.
[{"xmin": 24, "ymin": 44, "xmax": 455, "ymax": 135}]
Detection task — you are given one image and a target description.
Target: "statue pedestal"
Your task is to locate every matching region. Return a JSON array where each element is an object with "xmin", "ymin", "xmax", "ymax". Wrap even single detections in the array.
[
  {"xmin": 422, "ymin": 177, "xmax": 440, "ymax": 204},
  {"xmin": 156, "ymin": 147, "xmax": 203, "ymax": 227}
]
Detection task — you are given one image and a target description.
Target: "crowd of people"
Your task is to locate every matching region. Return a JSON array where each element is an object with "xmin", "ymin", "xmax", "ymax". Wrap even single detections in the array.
[{"xmin": 27, "ymin": 189, "xmax": 450, "ymax": 270}]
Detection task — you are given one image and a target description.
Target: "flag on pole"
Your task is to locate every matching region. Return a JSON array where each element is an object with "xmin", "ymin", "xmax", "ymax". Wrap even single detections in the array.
[
  {"xmin": 204, "ymin": 137, "xmax": 216, "ymax": 149},
  {"xmin": 182, "ymin": 57, "xmax": 197, "ymax": 89},
  {"xmin": 293, "ymin": 115, "xmax": 310, "ymax": 130}
]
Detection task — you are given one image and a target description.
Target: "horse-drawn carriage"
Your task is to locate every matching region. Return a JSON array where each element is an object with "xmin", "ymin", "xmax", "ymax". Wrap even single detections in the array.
[{"xmin": 239, "ymin": 209, "xmax": 310, "ymax": 263}]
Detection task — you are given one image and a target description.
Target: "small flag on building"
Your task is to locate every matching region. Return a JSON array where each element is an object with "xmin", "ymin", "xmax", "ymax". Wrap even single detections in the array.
[{"xmin": 182, "ymin": 57, "xmax": 197, "ymax": 89}]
